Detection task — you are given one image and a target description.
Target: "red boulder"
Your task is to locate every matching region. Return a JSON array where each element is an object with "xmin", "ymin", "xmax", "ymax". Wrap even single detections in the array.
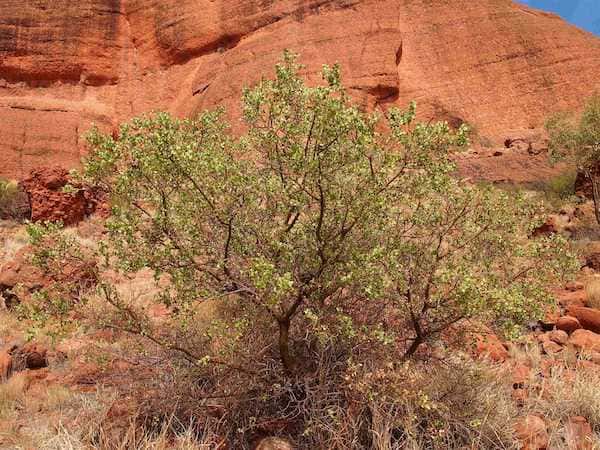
[
  {"xmin": 20, "ymin": 167, "xmax": 86, "ymax": 225},
  {"xmin": 567, "ymin": 307, "xmax": 600, "ymax": 334},
  {"xmin": 569, "ymin": 329, "xmax": 600, "ymax": 353},
  {"xmin": 556, "ymin": 316, "xmax": 582, "ymax": 333}
]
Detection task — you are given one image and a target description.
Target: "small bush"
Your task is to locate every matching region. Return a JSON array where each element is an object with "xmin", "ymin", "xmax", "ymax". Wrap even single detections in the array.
[
  {"xmin": 0, "ymin": 179, "xmax": 30, "ymax": 221},
  {"xmin": 544, "ymin": 169, "xmax": 577, "ymax": 200}
]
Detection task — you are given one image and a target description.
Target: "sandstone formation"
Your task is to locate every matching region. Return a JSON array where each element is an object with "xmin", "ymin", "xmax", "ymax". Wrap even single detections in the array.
[
  {"xmin": 20, "ymin": 167, "xmax": 87, "ymax": 225},
  {"xmin": 1, "ymin": 0, "xmax": 600, "ymax": 180}
]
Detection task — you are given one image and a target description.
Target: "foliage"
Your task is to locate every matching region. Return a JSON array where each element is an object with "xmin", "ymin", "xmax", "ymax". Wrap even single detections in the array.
[
  {"xmin": 547, "ymin": 95, "xmax": 600, "ymax": 222},
  {"xmin": 547, "ymin": 95, "xmax": 600, "ymax": 169},
  {"xmin": 17, "ymin": 222, "xmax": 97, "ymax": 342},
  {"xmin": 28, "ymin": 52, "xmax": 576, "ymax": 381},
  {"xmin": 0, "ymin": 178, "xmax": 29, "ymax": 221},
  {"xmin": 544, "ymin": 169, "xmax": 577, "ymax": 200}
]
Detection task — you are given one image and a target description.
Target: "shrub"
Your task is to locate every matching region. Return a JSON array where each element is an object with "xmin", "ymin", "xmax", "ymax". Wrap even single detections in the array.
[
  {"xmin": 25, "ymin": 52, "xmax": 578, "ymax": 447},
  {"xmin": 545, "ymin": 169, "xmax": 577, "ymax": 200},
  {"xmin": 0, "ymin": 178, "xmax": 29, "ymax": 221},
  {"xmin": 547, "ymin": 95, "xmax": 600, "ymax": 223}
]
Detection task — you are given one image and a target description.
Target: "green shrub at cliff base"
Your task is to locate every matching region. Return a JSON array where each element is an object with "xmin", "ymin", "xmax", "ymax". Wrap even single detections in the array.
[
  {"xmin": 0, "ymin": 178, "xmax": 27, "ymax": 221},
  {"xmin": 31, "ymin": 51, "xmax": 576, "ymax": 379},
  {"xmin": 547, "ymin": 95, "xmax": 600, "ymax": 222}
]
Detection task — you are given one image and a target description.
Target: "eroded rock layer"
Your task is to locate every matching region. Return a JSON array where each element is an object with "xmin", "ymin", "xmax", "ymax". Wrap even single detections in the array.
[{"xmin": 1, "ymin": 0, "xmax": 600, "ymax": 179}]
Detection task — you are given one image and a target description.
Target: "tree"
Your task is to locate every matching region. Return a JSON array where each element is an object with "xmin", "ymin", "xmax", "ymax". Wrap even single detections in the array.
[
  {"xmin": 30, "ymin": 52, "xmax": 575, "ymax": 377},
  {"xmin": 547, "ymin": 95, "xmax": 600, "ymax": 223}
]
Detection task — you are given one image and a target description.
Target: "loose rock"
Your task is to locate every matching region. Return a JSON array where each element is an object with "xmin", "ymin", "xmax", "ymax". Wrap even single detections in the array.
[
  {"xmin": 567, "ymin": 307, "xmax": 600, "ymax": 334},
  {"xmin": 542, "ymin": 340, "xmax": 563, "ymax": 355},
  {"xmin": 556, "ymin": 316, "xmax": 582, "ymax": 333},
  {"xmin": 548, "ymin": 330, "xmax": 569, "ymax": 345},
  {"xmin": 475, "ymin": 334, "xmax": 508, "ymax": 362},
  {"xmin": 569, "ymin": 329, "xmax": 600, "ymax": 353}
]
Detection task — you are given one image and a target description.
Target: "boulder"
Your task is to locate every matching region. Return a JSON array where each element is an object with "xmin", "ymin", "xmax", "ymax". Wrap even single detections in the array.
[
  {"xmin": 528, "ymin": 140, "xmax": 548, "ymax": 156},
  {"xmin": 586, "ymin": 351, "xmax": 600, "ymax": 365},
  {"xmin": 569, "ymin": 329, "xmax": 600, "ymax": 353},
  {"xmin": 531, "ymin": 217, "xmax": 559, "ymax": 238},
  {"xmin": 556, "ymin": 316, "xmax": 582, "ymax": 333},
  {"xmin": 558, "ymin": 291, "xmax": 587, "ymax": 309},
  {"xmin": 504, "ymin": 137, "xmax": 532, "ymax": 154},
  {"xmin": 542, "ymin": 340, "xmax": 563, "ymax": 355},
  {"xmin": 5, "ymin": 342, "xmax": 48, "ymax": 374},
  {"xmin": 20, "ymin": 343, "xmax": 48, "ymax": 370},
  {"xmin": 512, "ymin": 363, "xmax": 532, "ymax": 388},
  {"xmin": 515, "ymin": 415, "xmax": 549, "ymax": 450},
  {"xmin": 0, "ymin": 244, "xmax": 96, "ymax": 306},
  {"xmin": 548, "ymin": 330, "xmax": 569, "ymax": 345},
  {"xmin": 20, "ymin": 167, "xmax": 87, "ymax": 225},
  {"xmin": 475, "ymin": 334, "xmax": 508, "ymax": 362},
  {"xmin": 567, "ymin": 307, "xmax": 600, "ymax": 334},
  {"xmin": 0, "ymin": 246, "xmax": 47, "ymax": 302},
  {"xmin": 541, "ymin": 307, "xmax": 560, "ymax": 329}
]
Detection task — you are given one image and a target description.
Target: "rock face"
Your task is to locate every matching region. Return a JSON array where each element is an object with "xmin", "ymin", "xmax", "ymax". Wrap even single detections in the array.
[
  {"xmin": 1, "ymin": 0, "xmax": 600, "ymax": 180},
  {"xmin": 20, "ymin": 167, "xmax": 87, "ymax": 225}
]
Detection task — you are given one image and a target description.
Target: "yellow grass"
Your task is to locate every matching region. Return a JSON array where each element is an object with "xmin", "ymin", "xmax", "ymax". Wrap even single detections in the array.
[{"xmin": 585, "ymin": 278, "xmax": 600, "ymax": 309}]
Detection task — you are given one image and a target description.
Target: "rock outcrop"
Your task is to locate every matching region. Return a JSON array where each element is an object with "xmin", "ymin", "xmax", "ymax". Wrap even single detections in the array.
[
  {"xmin": 1, "ymin": 0, "xmax": 600, "ymax": 180},
  {"xmin": 20, "ymin": 167, "xmax": 87, "ymax": 225}
]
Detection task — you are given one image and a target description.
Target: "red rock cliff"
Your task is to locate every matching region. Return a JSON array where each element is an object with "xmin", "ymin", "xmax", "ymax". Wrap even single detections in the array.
[{"xmin": 1, "ymin": 0, "xmax": 599, "ymax": 179}]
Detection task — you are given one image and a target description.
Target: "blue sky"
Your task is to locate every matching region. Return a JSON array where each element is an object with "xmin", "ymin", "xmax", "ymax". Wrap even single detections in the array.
[{"xmin": 517, "ymin": 0, "xmax": 600, "ymax": 36}]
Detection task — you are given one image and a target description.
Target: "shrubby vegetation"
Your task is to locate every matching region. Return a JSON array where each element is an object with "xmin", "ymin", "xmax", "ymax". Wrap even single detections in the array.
[
  {"xmin": 544, "ymin": 169, "xmax": 577, "ymax": 201},
  {"xmin": 0, "ymin": 178, "xmax": 29, "ymax": 221},
  {"xmin": 547, "ymin": 95, "xmax": 600, "ymax": 222},
  {"xmin": 26, "ymin": 52, "xmax": 577, "ymax": 448}
]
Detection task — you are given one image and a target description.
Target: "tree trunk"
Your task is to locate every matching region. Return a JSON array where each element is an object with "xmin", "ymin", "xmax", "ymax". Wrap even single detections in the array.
[
  {"xmin": 403, "ymin": 336, "xmax": 423, "ymax": 360},
  {"xmin": 589, "ymin": 170, "xmax": 600, "ymax": 225},
  {"xmin": 278, "ymin": 318, "xmax": 295, "ymax": 374}
]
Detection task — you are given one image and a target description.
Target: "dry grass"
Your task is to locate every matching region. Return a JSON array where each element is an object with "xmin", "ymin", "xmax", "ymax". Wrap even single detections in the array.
[
  {"xmin": 0, "ymin": 311, "xmax": 21, "ymax": 339},
  {"xmin": 0, "ymin": 222, "xmax": 28, "ymax": 262},
  {"xmin": 2, "ymin": 337, "xmax": 600, "ymax": 449},
  {"xmin": 585, "ymin": 277, "xmax": 600, "ymax": 309},
  {"xmin": 0, "ymin": 373, "xmax": 27, "ymax": 420},
  {"xmin": 28, "ymin": 417, "xmax": 222, "ymax": 450},
  {"xmin": 509, "ymin": 341, "xmax": 600, "ymax": 448},
  {"xmin": 522, "ymin": 367, "xmax": 600, "ymax": 448},
  {"xmin": 369, "ymin": 359, "xmax": 518, "ymax": 450}
]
